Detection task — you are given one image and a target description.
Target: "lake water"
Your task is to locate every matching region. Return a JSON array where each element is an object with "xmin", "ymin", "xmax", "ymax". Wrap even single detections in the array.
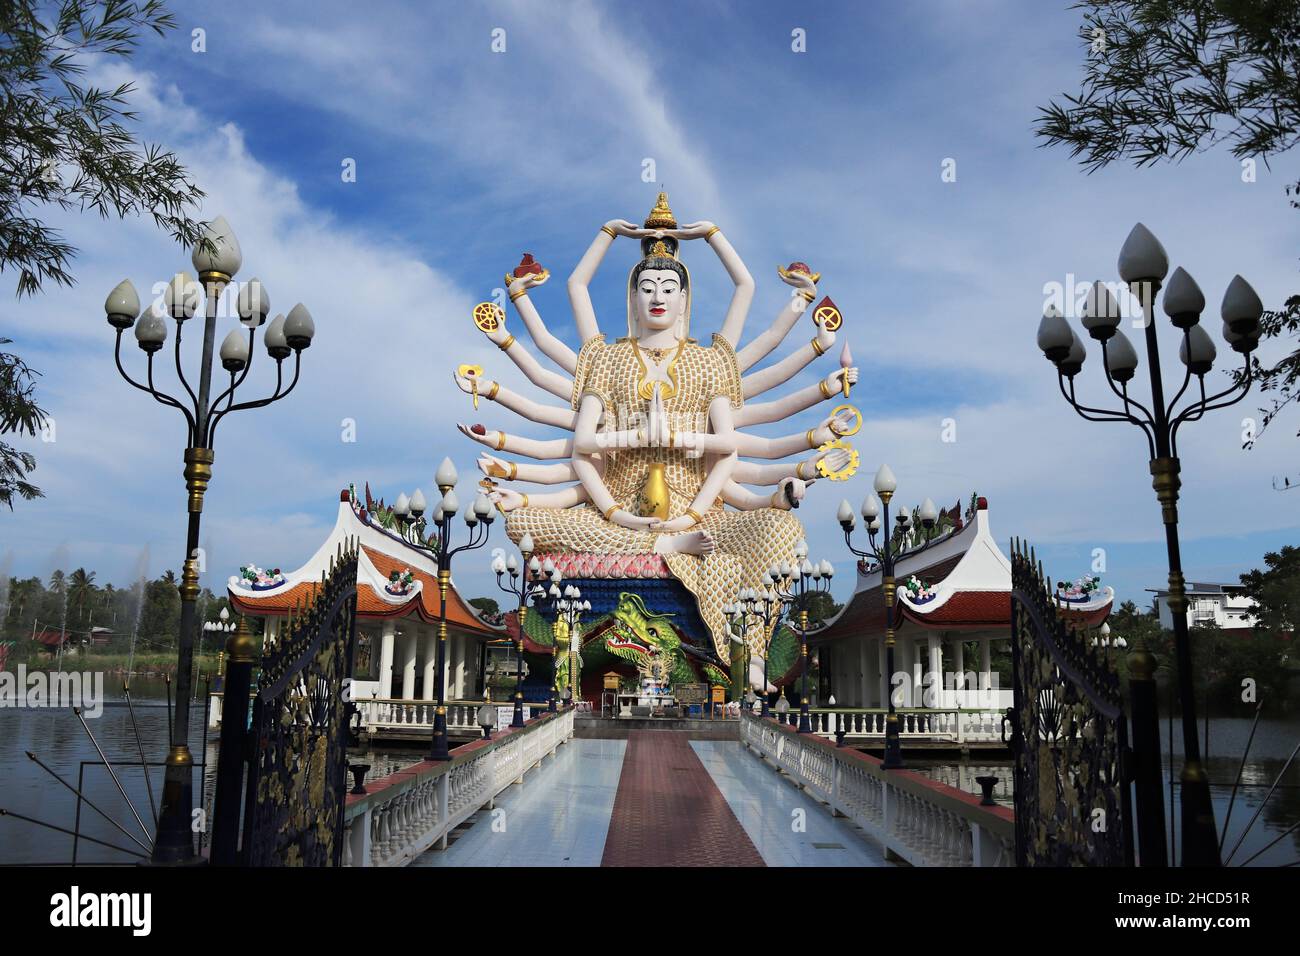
[
  {"xmin": 2, "ymin": 681, "xmax": 1296, "ymax": 866},
  {"xmin": 909, "ymin": 715, "xmax": 1300, "ymax": 866}
]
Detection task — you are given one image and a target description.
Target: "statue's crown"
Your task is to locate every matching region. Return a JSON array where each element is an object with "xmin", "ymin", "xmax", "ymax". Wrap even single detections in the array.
[{"xmin": 644, "ymin": 191, "xmax": 677, "ymax": 230}]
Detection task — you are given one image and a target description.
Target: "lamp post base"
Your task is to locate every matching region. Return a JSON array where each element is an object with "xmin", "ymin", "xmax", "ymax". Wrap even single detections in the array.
[
  {"xmin": 797, "ymin": 703, "xmax": 812, "ymax": 734},
  {"xmin": 511, "ymin": 694, "xmax": 526, "ymax": 728},
  {"xmin": 150, "ymin": 746, "xmax": 198, "ymax": 863},
  {"xmin": 882, "ymin": 728, "xmax": 904, "ymax": 769},
  {"xmin": 427, "ymin": 711, "xmax": 451, "ymax": 762}
]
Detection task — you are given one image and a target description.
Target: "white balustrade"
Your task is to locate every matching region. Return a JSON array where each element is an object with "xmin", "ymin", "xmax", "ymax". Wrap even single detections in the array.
[
  {"xmin": 342, "ymin": 707, "xmax": 575, "ymax": 866},
  {"xmin": 800, "ymin": 707, "xmax": 1006, "ymax": 744},
  {"xmin": 740, "ymin": 711, "xmax": 1013, "ymax": 867},
  {"xmin": 355, "ymin": 697, "xmax": 549, "ymax": 735}
]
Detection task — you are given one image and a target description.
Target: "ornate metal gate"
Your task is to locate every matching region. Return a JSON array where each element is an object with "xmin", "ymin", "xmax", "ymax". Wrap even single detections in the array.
[
  {"xmin": 212, "ymin": 539, "xmax": 359, "ymax": 866},
  {"xmin": 1007, "ymin": 540, "xmax": 1133, "ymax": 867}
]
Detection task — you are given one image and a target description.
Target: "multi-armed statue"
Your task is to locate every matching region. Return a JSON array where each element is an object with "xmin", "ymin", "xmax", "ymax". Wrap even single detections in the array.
[{"xmin": 456, "ymin": 193, "xmax": 859, "ymax": 690}]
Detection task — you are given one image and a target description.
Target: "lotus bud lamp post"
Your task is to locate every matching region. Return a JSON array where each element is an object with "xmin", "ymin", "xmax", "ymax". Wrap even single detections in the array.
[
  {"xmin": 494, "ymin": 531, "xmax": 545, "ymax": 728},
  {"xmin": 767, "ymin": 539, "xmax": 832, "ymax": 733},
  {"xmin": 727, "ymin": 575, "xmax": 788, "ymax": 717},
  {"xmin": 104, "ymin": 216, "xmax": 312, "ymax": 863},
  {"xmin": 1036, "ymin": 222, "xmax": 1261, "ymax": 867},
  {"xmin": 838, "ymin": 468, "xmax": 942, "ymax": 769},
  {"xmin": 390, "ymin": 456, "xmax": 495, "ymax": 760},
  {"xmin": 552, "ymin": 586, "xmax": 587, "ymax": 706}
]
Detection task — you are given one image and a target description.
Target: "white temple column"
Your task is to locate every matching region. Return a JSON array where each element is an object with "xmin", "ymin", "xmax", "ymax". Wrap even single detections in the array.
[
  {"xmin": 877, "ymin": 639, "xmax": 888, "ymax": 708},
  {"xmin": 421, "ymin": 627, "xmax": 437, "ymax": 701},
  {"xmin": 378, "ymin": 620, "xmax": 395, "ymax": 699},
  {"xmin": 927, "ymin": 633, "xmax": 941, "ymax": 709},
  {"xmin": 910, "ymin": 639, "xmax": 923, "ymax": 709},
  {"xmin": 980, "ymin": 637, "xmax": 993, "ymax": 703},
  {"xmin": 452, "ymin": 633, "xmax": 467, "ymax": 699},
  {"xmin": 401, "ymin": 631, "xmax": 417, "ymax": 700},
  {"xmin": 953, "ymin": 637, "xmax": 966, "ymax": 707}
]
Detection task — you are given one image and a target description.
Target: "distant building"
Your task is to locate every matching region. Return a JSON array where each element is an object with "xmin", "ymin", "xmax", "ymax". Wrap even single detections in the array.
[{"xmin": 1147, "ymin": 582, "xmax": 1257, "ymax": 630}]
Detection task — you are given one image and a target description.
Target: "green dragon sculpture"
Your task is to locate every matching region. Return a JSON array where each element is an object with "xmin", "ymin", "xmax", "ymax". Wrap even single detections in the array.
[{"xmin": 602, "ymin": 592, "xmax": 728, "ymax": 686}]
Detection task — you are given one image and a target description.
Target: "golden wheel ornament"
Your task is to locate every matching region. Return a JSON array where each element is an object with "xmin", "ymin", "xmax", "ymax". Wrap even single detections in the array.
[
  {"xmin": 472, "ymin": 301, "xmax": 505, "ymax": 333},
  {"xmin": 815, "ymin": 439, "xmax": 859, "ymax": 481},
  {"xmin": 813, "ymin": 301, "xmax": 843, "ymax": 331},
  {"xmin": 829, "ymin": 403, "xmax": 862, "ymax": 436}
]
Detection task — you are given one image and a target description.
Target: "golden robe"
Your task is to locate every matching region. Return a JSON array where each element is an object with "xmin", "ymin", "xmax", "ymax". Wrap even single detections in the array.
[{"xmin": 506, "ymin": 333, "xmax": 804, "ymax": 661}]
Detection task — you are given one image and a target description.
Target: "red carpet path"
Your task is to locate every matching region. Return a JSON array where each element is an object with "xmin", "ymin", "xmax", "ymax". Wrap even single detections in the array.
[{"xmin": 600, "ymin": 731, "xmax": 766, "ymax": 867}]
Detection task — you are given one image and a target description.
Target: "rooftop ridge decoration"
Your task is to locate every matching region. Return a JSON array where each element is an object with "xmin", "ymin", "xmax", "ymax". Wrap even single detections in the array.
[{"xmin": 1009, "ymin": 538, "xmax": 1121, "ymax": 705}]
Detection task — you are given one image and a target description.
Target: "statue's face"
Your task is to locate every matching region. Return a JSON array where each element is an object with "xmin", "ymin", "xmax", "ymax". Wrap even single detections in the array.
[{"xmin": 633, "ymin": 268, "xmax": 686, "ymax": 334}]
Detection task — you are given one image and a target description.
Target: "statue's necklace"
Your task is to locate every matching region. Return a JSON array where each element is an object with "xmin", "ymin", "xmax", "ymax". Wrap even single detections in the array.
[{"xmin": 634, "ymin": 339, "xmax": 685, "ymax": 401}]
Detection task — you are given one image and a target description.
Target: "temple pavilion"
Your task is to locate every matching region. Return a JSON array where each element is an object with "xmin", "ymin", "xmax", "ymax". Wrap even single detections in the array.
[
  {"xmin": 809, "ymin": 497, "xmax": 1114, "ymax": 714},
  {"xmin": 221, "ymin": 487, "xmax": 510, "ymax": 735}
]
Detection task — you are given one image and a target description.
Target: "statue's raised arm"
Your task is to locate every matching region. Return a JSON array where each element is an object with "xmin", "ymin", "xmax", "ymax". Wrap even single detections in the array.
[
  {"xmin": 673, "ymin": 217, "xmax": 754, "ymax": 348},
  {"xmin": 504, "ymin": 260, "xmax": 577, "ymax": 374},
  {"xmin": 567, "ymin": 218, "xmax": 640, "ymax": 345},
  {"xmin": 735, "ymin": 265, "xmax": 819, "ymax": 372}
]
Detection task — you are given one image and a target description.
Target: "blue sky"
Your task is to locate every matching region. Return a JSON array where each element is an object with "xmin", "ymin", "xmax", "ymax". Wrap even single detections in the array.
[{"xmin": 1, "ymin": 0, "xmax": 1297, "ymax": 614}]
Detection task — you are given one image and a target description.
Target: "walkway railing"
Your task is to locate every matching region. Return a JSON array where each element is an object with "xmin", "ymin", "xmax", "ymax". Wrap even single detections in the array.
[
  {"xmin": 355, "ymin": 697, "xmax": 550, "ymax": 735},
  {"xmin": 740, "ymin": 711, "xmax": 1014, "ymax": 866},
  {"xmin": 341, "ymin": 707, "xmax": 575, "ymax": 867},
  {"xmin": 775, "ymin": 707, "xmax": 1007, "ymax": 743}
]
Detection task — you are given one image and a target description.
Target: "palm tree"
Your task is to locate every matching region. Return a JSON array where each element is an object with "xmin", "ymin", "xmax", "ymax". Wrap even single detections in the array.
[
  {"xmin": 102, "ymin": 583, "xmax": 117, "ymax": 627},
  {"xmin": 68, "ymin": 568, "xmax": 96, "ymax": 626}
]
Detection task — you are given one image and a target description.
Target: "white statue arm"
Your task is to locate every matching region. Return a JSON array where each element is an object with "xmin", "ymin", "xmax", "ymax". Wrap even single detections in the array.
[
  {"xmin": 490, "ymin": 483, "xmax": 588, "ymax": 512},
  {"xmin": 482, "ymin": 321, "xmax": 573, "ymax": 401},
  {"xmin": 735, "ymin": 366, "xmax": 858, "ymax": 426},
  {"xmin": 506, "ymin": 272, "xmax": 577, "ymax": 374},
  {"xmin": 723, "ymin": 476, "xmax": 814, "ymax": 511},
  {"xmin": 648, "ymin": 397, "xmax": 738, "ymax": 532},
  {"xmin": 568, "ymin": 219, "xmax": 639, "ymax": 345},
  {"xmin": 735, "ymin": 269, "xmax": 818, "ymax": 372},
  {"xmin": 457, "ymin": 423, "xmax": 571, "ymax": 460},
  {"xmin": 741, "ymin": 319, "xmax": 836, "ymax": 400},
  {"xmin": 572, "ymin": 396, "xmax": 658, "ymax": 531},
  {"xmin": 477, "ymin": 454, "xmax": 579, "ymax": 485},
  {"xmin": 674, "ymin": 223, "xmax": 754, "ymax": 349},
  {"xmin": 453, "ymin": 371, "xmax": 576, "ymax": 430},
  {"xmin": 732, "ymin": 407, "xmax": 858, "ymax": 459},
  {"xmin": 733, "ymin": 446, "xmax": 854, "ymax": 484}
]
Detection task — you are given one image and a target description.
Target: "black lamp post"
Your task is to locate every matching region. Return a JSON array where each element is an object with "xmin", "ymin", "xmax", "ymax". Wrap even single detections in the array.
[
  {"xmin": 390, "ymin": 457, "xmax": 495, "ymax": 761},
  {"xmin": 726, "ymin": 565, "xmax": 797, "ymax": 717},
  {"xmin": 494, "ymin": 533, "xmax": 546, "ymax": 728},
  {"xmin": 1036, "ymin": 222, "xmax": 1261, "ymax": 868},
  {"xmin": 105, "ymin": 216, "xmax": 312, "ymax": 863},
  {"xmin": 771, "ymin": 540, "xmax": 832, "ymax": 734},
  {"xmin": 838, "ymin": 470, "xmax": 941, "ymax": 769}
]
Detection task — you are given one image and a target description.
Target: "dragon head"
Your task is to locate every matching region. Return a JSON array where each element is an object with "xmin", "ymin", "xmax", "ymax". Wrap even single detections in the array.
[{"xmin": 604, "ymin": 592, "xmax": 680, "ymax": 663}]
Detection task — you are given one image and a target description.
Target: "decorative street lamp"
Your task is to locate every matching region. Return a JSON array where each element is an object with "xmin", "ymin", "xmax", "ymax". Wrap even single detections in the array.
[
  {"xmin": 552, "ymin": 584, "xmax": 589, "ymax": 706},
  {"xmin": 537, "ymin": 558, "xmax": 564, "ymax": 712},
  {"xmin": 1036, "ymin": 222, "xmax": 1260, "ymax": 868},
  {"xmin": 105, "ymin": 215, "xmax": 313, "ymax": 863},
  {"xmin": 838, "ymin": 469, "xmax": 942, "ymax": 769},
  {"xmin": 200, "ymin": 607, "xmax": 235, "ymax": 698},
  {"xmin": 726, "ymin": 569, "xmax": 794, "ymax": 717},
  {"xmin": 493, "ymin": 533, "xmax": 547, "ymax": 728},
  {"xmin": 774, "ymin": 541, "xmax": 833, "ymax": 734},
  {"xmin": 391, "ymin": 457, "xmax": 495, "ymax": 760}
]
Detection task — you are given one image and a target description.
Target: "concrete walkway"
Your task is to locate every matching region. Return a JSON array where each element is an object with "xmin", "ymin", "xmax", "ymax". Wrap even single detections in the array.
[{"xmin": 413, "ymin": 736, "xmax": 892, "ymax": 867}]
